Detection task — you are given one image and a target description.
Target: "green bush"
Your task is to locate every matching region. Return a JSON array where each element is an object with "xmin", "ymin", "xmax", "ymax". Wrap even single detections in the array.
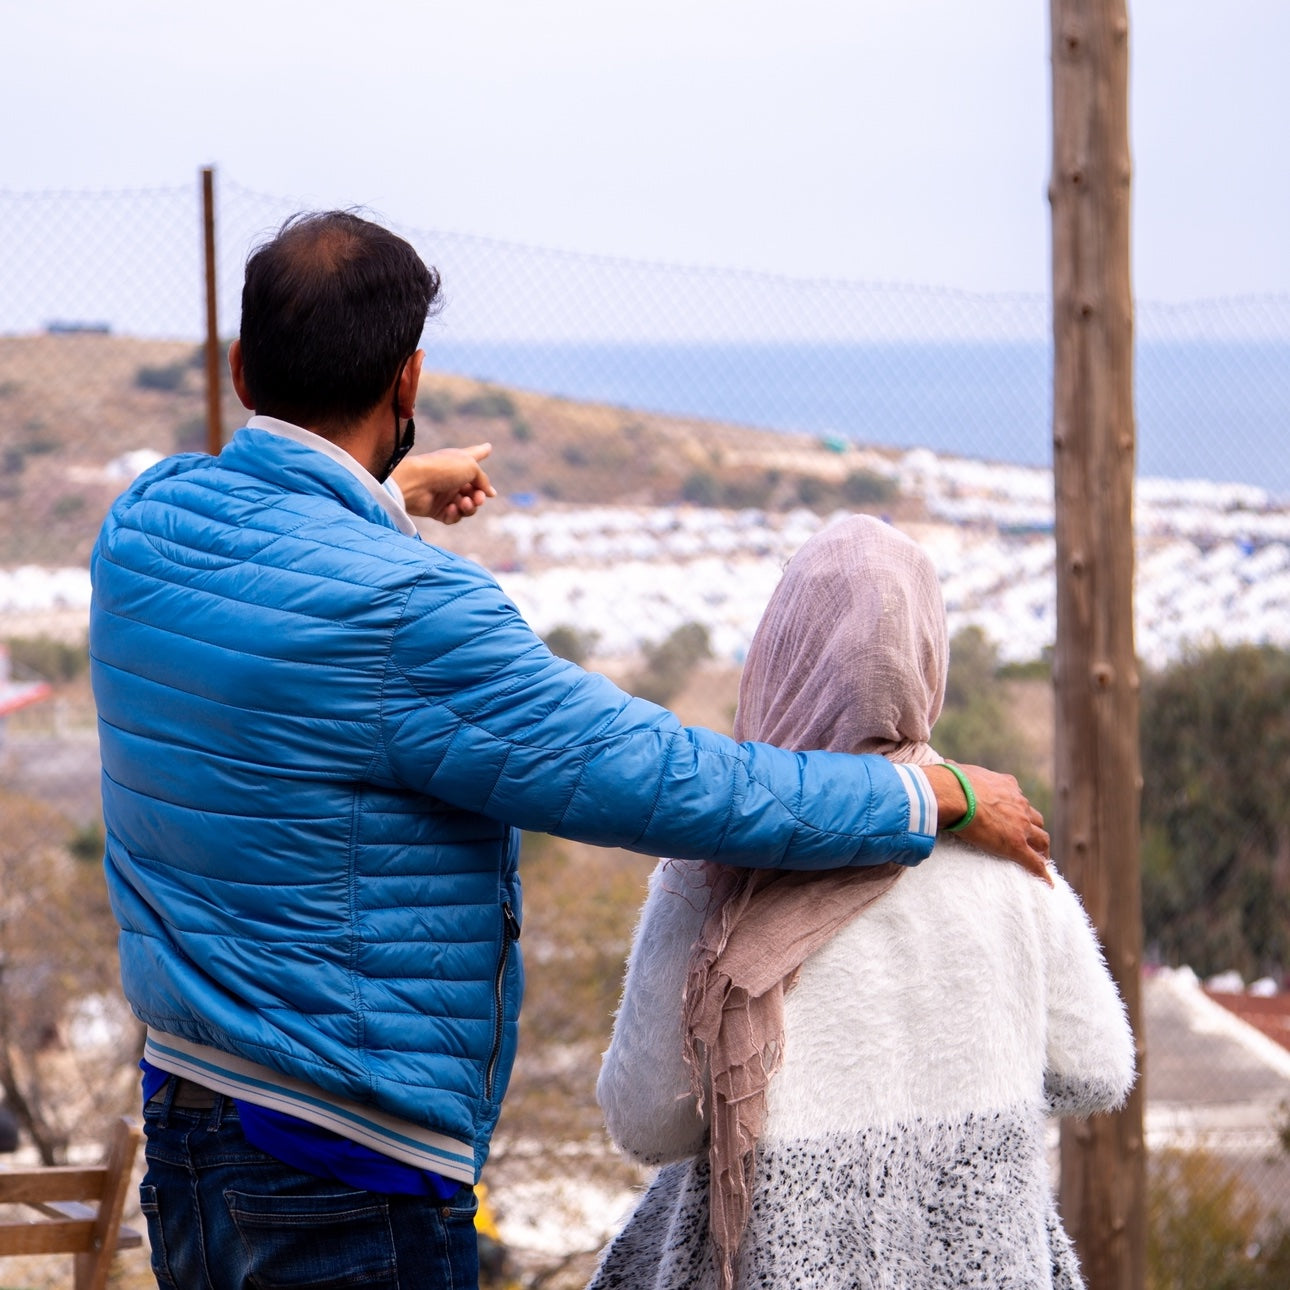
[
  {"xmin": 721, "ymin": 470, "xmax": 779, "ymax": 510},
  {"xmin": 679, "ymin": 469, "xmax": 780, "ymax": 509},
  {"xmin": 1148, "ymin": 1146, "xmax": 1290, "ymax": 1290},
  {"xmin": 2, "ymin": 423, "xmax": 62, "ymax": 475},
  {"xmin": 135, "ymin": 360, "xmax": 189, "ymax": 392},
  {"xmin": 1141, "ymin": 645, "xmax": 1290, "ymax": 979},
  {"xmin": 457, "ymin": 388, "xmax": 516, "ymax": 419},
  {"xmin": 935, "ymin": 626, "xmax": 1051, "ymax": 820},
  {"xmin": 543, "ymin": 625, "xmax": 600, "ymax": 667},
  {"xmin": 795, "ymin": 475, "xmax": 827, "ymax": 508},
  {"xmin": 842, "ymin": 469, "xmax": 897, "ymax": 506},
  {"xmin": 417, "ymin": 389, "xmax": 455, "ymax": 423},
  {"xmin": 20, "ymin": 431, "xmax": 59, "ymax": 457},
  {"xmin": 68, "ymin": 820, "xmax": 106, "ymax": 865},
  {"xmin": 998, "ymin": 647, "xmax": 1054, "ymax": 682},
  {"xmin": 681, "ymin": 471, "xmax": 720, "ymax": 506},
  {"xmin": 630, "ymin": 623, "xmax": 711, "ymax": 706},
  {"xmin": 5, "ymin": 635, "xmax": 88, "ymax": 683}
]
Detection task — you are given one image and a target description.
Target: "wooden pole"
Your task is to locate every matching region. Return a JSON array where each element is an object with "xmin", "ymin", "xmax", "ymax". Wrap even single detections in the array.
[
  {"xmin": 1050, "ymin": 2, "xmax": 1146, "ymax": 1288},
  {"xmin": 201, "ymin": 166, "xmax": 223, "ymax": 456}
]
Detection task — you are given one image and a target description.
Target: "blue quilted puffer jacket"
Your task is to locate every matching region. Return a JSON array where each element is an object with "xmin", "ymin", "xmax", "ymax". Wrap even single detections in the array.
[{"xmin": 90, "ymin": 428, "xmax": 933, "ymax": 1183}]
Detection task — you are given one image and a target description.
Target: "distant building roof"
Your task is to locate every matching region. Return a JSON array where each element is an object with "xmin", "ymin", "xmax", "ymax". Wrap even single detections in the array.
[
  {"xmin": 1206, "ymin": 990, "xmax": 1290, "ymax": 1054},
  {"xmin": 0, "ymin": 643, "xmax": 52, "ymax": 717},
  {"xmin": 0, "ymin": 679, "xmax": 52, "ymax": 718},
  {"xmin": 44, "ymin": 320, "xmax": 111, "ymax": 335}
]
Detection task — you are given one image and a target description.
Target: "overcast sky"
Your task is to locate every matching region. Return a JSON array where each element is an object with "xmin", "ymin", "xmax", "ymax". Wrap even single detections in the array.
[{"xmin": 5, "ymin": 0, "xmax": 1288, "ymax": 302}]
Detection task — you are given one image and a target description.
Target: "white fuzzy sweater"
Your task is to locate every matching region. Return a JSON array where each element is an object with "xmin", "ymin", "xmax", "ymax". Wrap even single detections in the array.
[{"xmin": 591, "ymin": 843, "xmax": 1135, "ymax": 1289}]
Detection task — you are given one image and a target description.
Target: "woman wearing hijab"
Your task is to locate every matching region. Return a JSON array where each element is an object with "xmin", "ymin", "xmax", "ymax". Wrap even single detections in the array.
[{"xmin": 590, "ymin": 516, "xmax": 1135, "ymax": 1290}]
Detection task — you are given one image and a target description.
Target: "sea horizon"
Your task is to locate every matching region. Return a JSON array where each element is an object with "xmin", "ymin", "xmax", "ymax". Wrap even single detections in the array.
[{"xmin": 423, "ymin": 338, "xmax": 1290, "ymax": 501}]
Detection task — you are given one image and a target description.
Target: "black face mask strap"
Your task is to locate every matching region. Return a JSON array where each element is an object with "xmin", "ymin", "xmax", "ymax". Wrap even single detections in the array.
[{"xmin": 378, "ymin": 358, "xmax": 416, "ymax": 482}]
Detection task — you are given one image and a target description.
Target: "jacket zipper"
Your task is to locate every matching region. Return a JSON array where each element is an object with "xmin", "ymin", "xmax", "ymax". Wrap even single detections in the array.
[{"xmin": 485, "ymin": 900, "xmax": 521, "ymax": 1100}]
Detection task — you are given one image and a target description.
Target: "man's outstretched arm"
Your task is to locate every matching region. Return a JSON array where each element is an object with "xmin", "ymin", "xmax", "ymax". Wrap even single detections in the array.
[{"xmin": 392, "ymin": 442, "xmax": 497, "ymax": 524}]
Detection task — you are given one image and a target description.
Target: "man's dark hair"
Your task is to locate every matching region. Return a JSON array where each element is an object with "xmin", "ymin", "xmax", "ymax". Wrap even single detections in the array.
[{"xmin": 239, "ymin": 211, "xmax": 441, "ymax": 431}]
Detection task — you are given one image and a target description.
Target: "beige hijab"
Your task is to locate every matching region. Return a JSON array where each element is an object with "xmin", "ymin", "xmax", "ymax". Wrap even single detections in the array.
[{"xmin": 680, "ymin": 515, "xmax": 949, "ymax": 1290}]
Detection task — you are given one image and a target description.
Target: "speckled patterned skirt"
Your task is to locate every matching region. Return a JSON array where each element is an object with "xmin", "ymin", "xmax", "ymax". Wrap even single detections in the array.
[{"xmin": 588, "ymin": 1111, "xmax": 1084, "ymax": 1290}]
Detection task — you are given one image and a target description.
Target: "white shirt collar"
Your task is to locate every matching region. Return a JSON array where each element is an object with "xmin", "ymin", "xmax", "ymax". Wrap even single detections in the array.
[{"xmin": 246, "ymin": 415, "xmax": 417, "ymax": 537}]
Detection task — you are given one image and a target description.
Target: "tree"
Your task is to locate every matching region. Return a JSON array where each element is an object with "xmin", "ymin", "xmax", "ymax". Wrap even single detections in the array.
[
  {"xmin": 628, "ymin": 623, "xmax": 712, "ymax": 707},
  {"xmin": 1140, "ymin": 644, "xmax": 1290, "ymax": 980},
  {"xmin": 935, "ymin": 627, "xmax": 1052, "ymax": 819},
  {"xmin": 543, "ymin": 624, "xmax": 600, "ymax": 667},
  {"xmin": 1148, "ymin": 1146, "xmax": 1290, "ymax": 1290},
  {"xmin": 4, "ymin": 634, "xmax": 89, "ymax": 683}
]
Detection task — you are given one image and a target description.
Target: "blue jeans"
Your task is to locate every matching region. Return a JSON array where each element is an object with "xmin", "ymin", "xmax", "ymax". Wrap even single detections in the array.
[{"xmin": 141, "ymin": 1086, "xmax": 480, "ymax": 1290}]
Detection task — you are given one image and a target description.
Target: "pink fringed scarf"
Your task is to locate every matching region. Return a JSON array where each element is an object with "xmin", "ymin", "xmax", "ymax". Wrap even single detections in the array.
[{"xmin": 681, "ymin": 515, "xmax": 949, "ymax": 1290}]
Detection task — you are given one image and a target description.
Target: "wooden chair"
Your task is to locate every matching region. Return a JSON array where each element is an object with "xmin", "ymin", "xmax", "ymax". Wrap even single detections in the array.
[{"xmin": 0, "ymin": 1117, "xmax": 143, "ymax": 1290}]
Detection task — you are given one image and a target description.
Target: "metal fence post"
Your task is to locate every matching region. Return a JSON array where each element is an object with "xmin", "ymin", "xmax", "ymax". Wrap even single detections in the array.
[{"xmin": 202, "ymin": 166, "xmax": 223, "ymax": 456}]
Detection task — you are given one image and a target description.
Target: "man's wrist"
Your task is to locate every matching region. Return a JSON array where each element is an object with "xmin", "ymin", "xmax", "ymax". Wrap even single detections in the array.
[
  {"xmin": 923, "ymin": 763, "xmax": 973, "ymax": 832},
  {"xmin": 940, "ymin": 763, "xmax": 977, "ymax": 833}
]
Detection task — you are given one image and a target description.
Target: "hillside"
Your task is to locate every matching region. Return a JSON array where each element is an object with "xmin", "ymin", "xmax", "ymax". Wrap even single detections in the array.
[
  {"xmin": 5, "ymin": 330, "xmax": 1287, "ymax": 685},
  {"xmin": 0, "ymin": 333, "xmax": 916, "ymax": 567}
]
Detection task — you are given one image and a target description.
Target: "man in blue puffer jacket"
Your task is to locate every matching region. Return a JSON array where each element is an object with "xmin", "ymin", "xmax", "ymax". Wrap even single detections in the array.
[{"xmin": 90, "ymin": 211, "xmax": 1050, "ymax": 1290}]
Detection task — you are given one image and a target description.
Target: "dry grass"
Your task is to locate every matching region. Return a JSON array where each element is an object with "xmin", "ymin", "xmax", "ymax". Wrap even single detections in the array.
[{"xmin": 0, "ymin": 333, "xmax": 911, "ymax": 567}]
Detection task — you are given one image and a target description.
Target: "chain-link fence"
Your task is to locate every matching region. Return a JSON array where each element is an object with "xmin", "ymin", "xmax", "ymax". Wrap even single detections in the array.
[{"xmin": 2, "ymin": 177, "xmax": 1289, "ymax": 1286}]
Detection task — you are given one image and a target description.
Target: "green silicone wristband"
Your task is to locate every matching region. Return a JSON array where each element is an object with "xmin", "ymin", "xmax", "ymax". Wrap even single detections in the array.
[{"xmin": 942, "ymin": 762, "xmax": 977, "ymax": 833}]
